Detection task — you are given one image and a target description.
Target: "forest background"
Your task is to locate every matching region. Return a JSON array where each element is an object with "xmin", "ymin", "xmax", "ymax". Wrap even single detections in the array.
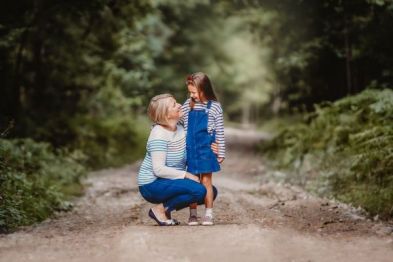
[{"xmin": 1, "ymin": 0, "xmax": 392, "ymax": 232}]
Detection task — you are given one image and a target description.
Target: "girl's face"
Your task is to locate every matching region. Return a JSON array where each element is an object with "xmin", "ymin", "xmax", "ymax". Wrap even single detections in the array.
[
  {"xmin": 188, "ymin": 84, "xmax": 204, "ymax": 102},
  {"xmin": 166, "ymin": 97, "xmax": 183, "ymax": 120}
]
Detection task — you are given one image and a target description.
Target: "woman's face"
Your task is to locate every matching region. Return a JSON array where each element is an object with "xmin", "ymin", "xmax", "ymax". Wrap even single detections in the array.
[
  {"xmin": 188, "ymin": 84, "xmax": 204, "ymax": 102},
  {"xmin": 167, "ymin": 98, "xmax": 183, "ymax": 120}
]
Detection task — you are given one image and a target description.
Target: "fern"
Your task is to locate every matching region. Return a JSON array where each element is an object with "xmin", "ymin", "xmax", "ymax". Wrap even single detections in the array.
[{"xmin": 262, "ymin": 89, "xmax": 393, "ymax": 218}]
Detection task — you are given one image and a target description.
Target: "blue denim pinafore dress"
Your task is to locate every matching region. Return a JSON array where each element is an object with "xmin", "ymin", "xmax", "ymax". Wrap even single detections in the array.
[{"xmin": 186, "ymin": 100, "xmax": 221, "ymax": 174}]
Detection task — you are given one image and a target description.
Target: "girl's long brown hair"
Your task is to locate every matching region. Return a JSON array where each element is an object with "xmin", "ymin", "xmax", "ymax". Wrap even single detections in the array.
[{"xmin": 186, "ymin": 72, "xmax": 218, "ymax": 109}]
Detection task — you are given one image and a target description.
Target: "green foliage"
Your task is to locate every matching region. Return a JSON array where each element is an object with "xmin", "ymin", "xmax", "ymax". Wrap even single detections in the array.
[
  {"xmin": 243, "ymin": 0, "xmax": 393, "ymax": 112},
  {"xmin": 0, "ymin": 139, "xmax": 86, "ymax": 232},
  {"xmin": 2, "ymin": 0, "xmax": 393, "ymax": 139},
  {"xmin": 262, "ymin": 89, "xmax": 393, "ymax": 218},
  {"xmin": 69, "ymin": 77, "xmax": 149, "ymax": 168},
  {"xmin": 70, "ymin": 114, "xmax": 148, "ymax": 169}
]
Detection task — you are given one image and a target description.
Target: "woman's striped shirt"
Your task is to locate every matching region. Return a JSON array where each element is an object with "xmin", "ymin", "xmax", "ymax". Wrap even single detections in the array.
[
  {"xmin": 137, "ymin": 125, "xmax": 187, "ymax": 186},
  {"xmin": 180, "ymin": 98, "xmax": 226, "ymax": 158}
]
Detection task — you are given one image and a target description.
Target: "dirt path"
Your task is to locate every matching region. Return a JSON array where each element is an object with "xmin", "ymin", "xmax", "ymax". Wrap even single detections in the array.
[{"xmin": 1, "ymin": 127, "xmax": 392, "ymax": 262}]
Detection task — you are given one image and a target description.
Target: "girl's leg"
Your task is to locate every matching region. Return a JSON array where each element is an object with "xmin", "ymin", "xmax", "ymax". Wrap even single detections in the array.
[
  {"xmin": 189, "ymin": 203, "xmax": 197, "ymax": 217},
  {"xmin": 189, "ymin": 203, "xmax": 198, "ymax": 209},
  {"xmin": 188, "ymin": 174, "xmax": 200, "ymax": 225},
  {"xmin": 200, "ymin": 173, "xmax": 215, "ymax": 225},
  {"xmin": 188, "ymin": 185, "xmax": 217, "ymax": 225},
  {"xmin": 201, "ymin": 173, "xmax": 213, "ymax": 208},
  {"xmin": 188, "ymin": 203, "xmax": 198, "ymax": 225},
  {"xmin": 188, "ymin": 174, "xmax": 200, "ymax": 210},
  {"xmin": 196, "ymin": 185, "xmax": 217, "ymax": 205}
]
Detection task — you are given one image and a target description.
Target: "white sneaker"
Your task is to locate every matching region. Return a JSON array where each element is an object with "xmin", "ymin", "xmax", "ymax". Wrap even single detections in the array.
[
  {"xmin": 201, "ymin": 215, "xmax": 214, "ymax": 226},
  {"xmin": 188, "ymin": 215, "xmax": 199, "ymax": 226}
]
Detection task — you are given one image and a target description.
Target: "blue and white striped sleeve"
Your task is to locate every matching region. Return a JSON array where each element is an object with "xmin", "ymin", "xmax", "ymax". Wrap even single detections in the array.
[
  {"xmin": 178, "ymin": 103, "xmax": 184, "ymax": 126},
  {"xmin": 148, "ymin": 139, "xmax": 167, "ymax": 152},
  {"xmin": 149, "ymin": 139, "xmax": 186, "ymax": 179},
  {"xmin": 214, "ymin": 103, "xmax": 225, "ymax": 158},
  {"xmin": 179, "ymin": 99, "xmax": 190, "ymax": 126}
]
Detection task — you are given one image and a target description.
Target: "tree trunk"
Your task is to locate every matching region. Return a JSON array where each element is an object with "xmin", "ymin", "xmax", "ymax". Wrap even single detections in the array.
[
  {"xmin": 344, "ymin": 22, "xmax": 352, "ymax": 95},
  {"xmin": 10, "ymin": 28, "xmax": 30, "ymax": 124},
  {"xmin": 242, "ymin": 103, "xmax": 251, "ymax": 128}
]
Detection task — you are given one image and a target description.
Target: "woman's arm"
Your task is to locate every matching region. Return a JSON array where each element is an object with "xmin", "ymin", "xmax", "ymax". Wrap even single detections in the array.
[
  {"xmin": 151, "ymin": 151, "xmax": 199, "ymax": 182},
  {"xmin": 151, "ymin": 150, "xmax": 186, "ymax": 179}
]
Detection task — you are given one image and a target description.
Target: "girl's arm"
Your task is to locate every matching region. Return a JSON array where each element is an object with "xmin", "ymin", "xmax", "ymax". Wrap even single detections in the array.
[
  {"xmin": 178, "ymin": 98, "xmax": 190, "ymax": 126},
  {"xmin": 214, "ymin": 103, "xmax": 226, "ymax": 160}
]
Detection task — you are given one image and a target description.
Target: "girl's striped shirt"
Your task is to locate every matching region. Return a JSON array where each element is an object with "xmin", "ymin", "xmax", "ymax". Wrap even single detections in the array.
[
  {"xmin": 180, "ymin": 98, "xmax": 226, "ymax": 158},
  {"xmin": 137, "ymin": 124, "xmax": 187, "ymax": 186}
]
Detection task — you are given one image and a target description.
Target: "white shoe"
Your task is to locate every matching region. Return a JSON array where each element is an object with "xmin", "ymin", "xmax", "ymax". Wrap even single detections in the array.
[
  {"xmin": 188, "ymin": 215, "xmax": 199, "ymax": 226},
  {"xmin": 201, "ymin": 215, "xmax": 214, "ymax": 226}
]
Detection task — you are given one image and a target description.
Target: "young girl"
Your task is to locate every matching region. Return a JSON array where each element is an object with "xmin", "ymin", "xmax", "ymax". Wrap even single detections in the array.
[{"xmin": 181, "ymin": 72, "xmax": 225, "ymax": 226}]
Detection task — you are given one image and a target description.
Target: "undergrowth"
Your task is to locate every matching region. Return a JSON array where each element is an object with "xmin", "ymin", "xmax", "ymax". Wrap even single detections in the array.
[
  {"xmin": 0, "ymin": 139, "xmax": 86, "ymax": 232},
  {"xmin": 261, "ymin": 89, "xmax": 393, "ymax": 218}
]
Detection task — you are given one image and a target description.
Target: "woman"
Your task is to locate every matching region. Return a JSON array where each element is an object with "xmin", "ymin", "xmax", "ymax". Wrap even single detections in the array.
[{"xmin": 137, "ymin": 94, "xmax": 217, "ymax": 226}]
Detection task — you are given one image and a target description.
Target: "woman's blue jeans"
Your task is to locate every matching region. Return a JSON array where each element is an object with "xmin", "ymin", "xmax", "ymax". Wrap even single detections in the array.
[{"xmin": 139, "ymin": 178, "xmax": 218, "ymax": 213}]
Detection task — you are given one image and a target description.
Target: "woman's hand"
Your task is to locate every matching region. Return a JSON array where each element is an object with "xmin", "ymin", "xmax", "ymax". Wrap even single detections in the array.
[{"xmin": 185, "ymin": 172, "xmax": 200, "ymax": 182}]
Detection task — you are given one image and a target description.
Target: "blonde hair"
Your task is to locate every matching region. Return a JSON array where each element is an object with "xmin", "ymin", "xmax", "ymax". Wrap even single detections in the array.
[{"xmin": 147, "ymin": 93, "xmax": 174, "ymax": 125}]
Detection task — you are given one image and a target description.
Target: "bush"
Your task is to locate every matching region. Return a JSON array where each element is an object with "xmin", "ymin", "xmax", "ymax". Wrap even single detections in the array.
[
  {"xmin": 0, "ymin": 139, "xmax": 86, "ymax": 232},
  {"xmin": 69, "ymin": 114, "xmax": 148, "ymax": 169},
  {"xmin": 262, "ymin": 89, "xmax": 393, "ymax": 218},
  {"xmin": 0, "ymin": 99, "xmax": 149, "ymax": 231}
]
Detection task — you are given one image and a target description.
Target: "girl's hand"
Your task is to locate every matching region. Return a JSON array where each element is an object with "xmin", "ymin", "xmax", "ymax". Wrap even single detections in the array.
[
  {"xmin": 211, "ymin": 142, "xmax": 219, "ymax": 155},
  {"xmin": 211, "ymin": 143, "xmax": 223, "ymax": 163},
  {"xmin": 185, "ymin": 172, "xmax": 200, "ymax": 182}
]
